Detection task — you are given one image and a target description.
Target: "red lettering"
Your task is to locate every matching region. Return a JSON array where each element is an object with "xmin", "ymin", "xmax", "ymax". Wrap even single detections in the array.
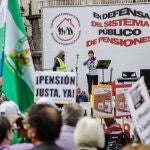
[
  {"xmin": 86, "ymin": 39, "xmax": 97, "ymax": 47},
  {"xmin": 91, "ymin": 21, "xmax": 103, "ymax": 27}
]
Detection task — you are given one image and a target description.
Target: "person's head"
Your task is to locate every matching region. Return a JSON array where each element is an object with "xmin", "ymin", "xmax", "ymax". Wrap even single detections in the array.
[
  {"xmin": 122, "ymin": 144, "xmax": 150, "ymax": 150},
  {"xmin": 0, "ymin": 101, "xmax": 21, "ymax": 116},
  {"xmin": 76, "ymin": 86, "xmax": 81, "ymax": 95},
  {"xmin": 0, "ymin": 116, "xmax": 12, "ymax": 144},
  {"xmin": 36, "ymin": 97, "xmax": 59, "ymax": 110},
  {"xmin": 74, "ymin": 117, "xmax": 105, "ymax": 148},
  {"xmin": 62, "ymin": 103, "xmax": 84, "ymax": 126},
  {"xmin": 104, "ymin": 118, "xmax": 116, "ymax": 128},
  {"xmin": 27, "ymin": 104, "xmax": 62, "ymax": 144},
  {"xmin": 58, "ymin": 50, "xmax": 65, "ymax": 58},
  {"xmin": 88, "ymin": 50, "xmax": 94, "ymax": 58}
]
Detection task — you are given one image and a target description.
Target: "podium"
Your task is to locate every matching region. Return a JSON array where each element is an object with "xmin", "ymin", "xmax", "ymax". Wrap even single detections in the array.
[{"xmin": 96, "ymin": 60, "xmax": 111, "ymax": 84}]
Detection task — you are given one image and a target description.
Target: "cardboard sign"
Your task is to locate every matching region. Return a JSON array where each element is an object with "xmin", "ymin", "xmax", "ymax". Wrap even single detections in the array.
[
  {"xmin": 115, "ymin": 84, "xmax": 131, "ymax": 117},
  {"xmin": 92, "ymin": 85, "xmax": 113, "ymax": 117},
  {"xmin": 126, "ymin": 77, "xmax": 150, "ymax": 144},
  {"xmin": 35, "ymin": 71, "xmax": 76, "ymax": 103}
]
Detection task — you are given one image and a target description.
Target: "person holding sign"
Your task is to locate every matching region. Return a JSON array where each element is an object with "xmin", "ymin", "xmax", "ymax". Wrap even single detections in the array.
[
  {"xmin": 53, "ymin": 50, "xmax": 67, "ymax": 72},
  {"xmin": 83, "ymin": 50, "xmax": 98, "ymax": 94}
]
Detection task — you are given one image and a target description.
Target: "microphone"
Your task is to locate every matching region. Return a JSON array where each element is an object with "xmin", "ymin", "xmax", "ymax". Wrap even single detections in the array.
[{"xmin": 76, "ymin": 54, "xmax": 79, "ymax": 57}]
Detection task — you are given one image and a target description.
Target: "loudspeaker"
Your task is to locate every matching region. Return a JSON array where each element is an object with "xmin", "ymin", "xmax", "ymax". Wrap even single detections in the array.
[{"xmin": 140, "ymin": 69, "xmax": 150, "ymax": 89}]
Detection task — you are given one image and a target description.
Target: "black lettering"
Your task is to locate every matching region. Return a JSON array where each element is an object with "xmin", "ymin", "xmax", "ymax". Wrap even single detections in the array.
[
  {"xmin": 72, "ymin": 90, "xmax": 75, "ymax": 97},
  {"xmin": 45, "ymin": 76, "xmax": 49, "ymax": 84},
  {"xmin": 36, "ymin": 88, "xmax": 38, "ymax": 96},
  {"xmin": 45, "ymin": 89, "xmax": 49, "ymax": 96},
  {"xmin": 54, "ymin": 89, "xmax": 59, "ymax": 97},
  {"xmin": 132, "ymin": 29, "xmax": 141, "ymax": 35},
  {"xmin": 68, "ymin": 90, "xmax": 72, "ymax": 97},
  {"xmin": 63, "ymin": 89, "xmax": 67, "ymax": 97},
  {"xmin": 64, "ymin": 76, "xmax": 69, "ymax": 84},
  {"xmin": 61, "ymin": 76, "xmax": 64, "ymax": 84},
  {"xmin": 37, "ymin": 89, "xmax": 44, "ymax": 96},
  {"xmin": 123, "ymin": 29, "xmax": 132, "ymax": 36},
  {"xmin": 99, "ymin": 7, "xmax": 150, "ymax": 20},
  {"xmin": 49, "ymin": 76, "xmax": 54, "ymax": 84},
  {"xmin": 145, "ymin": 13, "xmax": 150, "ymax": 19},
  {"xmin": 136, "ymin": 10, "xmax": 145, "ymax": 18},
  {"xmin": 93, "ymin": 12, "xmax": 101, "ymax": 19},
  {"xmin": 55, "ymin": 76, "xmax": 60, "ymax": 84},
  {"xmin": 113, "ymin": 29, "xmax": 122, "ymax": 36},
  {"xmin": 70, "ymin": 77, "xmax": 76, "ymax": 85},
  {"xmin": 103, "ymin": 14, "xmax": 107, "ymax": 19},
  {"xmin": 36, "ymin": 76, "xmax": 39, "ymax": 84},
  {"xmin": 39, "ymin": 76, "xmax": 44, "ymax": 84},
  {"xmin": 63, "ymin": 89, "xmax": 74, "ymax": 98}
]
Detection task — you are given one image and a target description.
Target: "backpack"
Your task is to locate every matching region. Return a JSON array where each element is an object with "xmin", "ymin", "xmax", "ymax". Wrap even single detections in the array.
[{"xmin": 105, "ymin": 131, "xmax": 127, "ymax": 150}]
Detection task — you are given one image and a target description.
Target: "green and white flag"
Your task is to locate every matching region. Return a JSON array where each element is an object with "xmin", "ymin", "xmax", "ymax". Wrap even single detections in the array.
[
  {"xmin": 0, "ymin": 0, "xmax": 35, "ymax": 112},
  {"xmin": 0, "ymin": 0, "xmax": 7, "ymax": 75}
]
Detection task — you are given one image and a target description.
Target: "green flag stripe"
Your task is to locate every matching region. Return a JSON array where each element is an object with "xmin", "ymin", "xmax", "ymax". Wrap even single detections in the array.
[
  {"xmin": 1, "ymin": 0, "xmax": 35, "ymax": 112},
  {"xmin": 3, "ymin": 59, "xmax": 33, "ymax": 112},
  {"xmin": 8, "ymin": 0, "xmax": 26, "ymax": 35}
]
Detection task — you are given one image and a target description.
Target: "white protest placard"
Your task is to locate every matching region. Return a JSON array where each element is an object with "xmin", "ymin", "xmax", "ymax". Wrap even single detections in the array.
[
  {"xmin": 126, "ymin": 77, "xmax": 150, "ymax": 144},
  {"xmin": 35, "ymin": 71, "xmax": 76, "ymax": 103}
]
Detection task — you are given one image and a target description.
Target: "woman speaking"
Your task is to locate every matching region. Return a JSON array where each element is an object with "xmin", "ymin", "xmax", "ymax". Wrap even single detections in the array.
[{"xmin": 83, "ymin": 50, "xmax": 98, "ymax": 95}]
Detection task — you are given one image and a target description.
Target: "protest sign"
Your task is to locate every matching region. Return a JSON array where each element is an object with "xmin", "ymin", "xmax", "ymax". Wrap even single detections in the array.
[
  {"xmin": 115, "ymin": 84, "xmax": 131, "ymax": 117},
  {"xmin": 126, "ymin": 77, "xmax": 150, "ymax": 144},
  {"xmin": 92, "ymin": 85, "xmax": 113, "ymax": 117},
  {"xmin": 35, "ymin": 71, "xmax": 76, "ymax": 103}
]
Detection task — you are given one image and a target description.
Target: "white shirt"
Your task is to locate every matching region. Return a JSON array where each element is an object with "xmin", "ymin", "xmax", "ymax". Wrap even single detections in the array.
[{"xmin": 83, "ymin": 58, "xmax": 98, "ymax": 76}]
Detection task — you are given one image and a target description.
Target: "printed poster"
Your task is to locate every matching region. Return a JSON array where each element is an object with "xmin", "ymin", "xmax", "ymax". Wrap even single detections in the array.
[
  {"xmin": 115, "ymin": 84, "xmax": 131, "ymax": 117},
  {"xmin": 92, "ymin": 85, "xmax": 113, "ymax": 117}
]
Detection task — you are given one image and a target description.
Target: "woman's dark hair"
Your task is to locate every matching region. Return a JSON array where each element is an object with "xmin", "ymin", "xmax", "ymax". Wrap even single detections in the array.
[
  {"xmin": 88, "ymin": 50, "xmax": 94, "ymax": 55},
  {"xmin": 0, "ymin": 116, "xmax": 11, "ymax": 143}
]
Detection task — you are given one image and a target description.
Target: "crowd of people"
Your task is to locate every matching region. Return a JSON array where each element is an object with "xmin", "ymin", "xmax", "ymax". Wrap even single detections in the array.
[
  {"xmin": 0, "ymin": 92, "xmax": 150, "ymax": 150},
  {"xmin": 0, "ymin": 50, "xmax": 150, "ymax": 150}
]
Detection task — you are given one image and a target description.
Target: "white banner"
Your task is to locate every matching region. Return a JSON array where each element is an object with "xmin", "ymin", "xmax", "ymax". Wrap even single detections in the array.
[
  {"xmin": 42, "ymin": 4, "xmax": 150, "ymax": 92},
  {"xmin": 126, "ymin": 77, "xmax": 150, "ymax": 144},
  {"xmin": 35, "ymin": 71, "xmax": 76, "ymax": 103}
]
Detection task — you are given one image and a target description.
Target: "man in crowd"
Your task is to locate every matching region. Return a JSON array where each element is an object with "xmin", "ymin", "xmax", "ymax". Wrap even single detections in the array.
[
  {"xmin": 56, "ymin": 103, "xmax": 84, "ymax": 150},
  {"xmin": 26, "ymin": 104, "xmax": 63, "ymax": 150},
  {"xmin": 53, "ymin": 50, "xmax": 67, "ymax": 72}
]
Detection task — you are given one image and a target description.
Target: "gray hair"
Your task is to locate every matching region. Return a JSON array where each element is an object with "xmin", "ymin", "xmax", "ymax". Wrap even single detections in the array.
[
  {"xmin": 74, "ymin": 117, "xmax": 105, "ymax": 148},
  {"xmin": 62, "ymin": 103, "xmax": 84, "ymax": 126}
]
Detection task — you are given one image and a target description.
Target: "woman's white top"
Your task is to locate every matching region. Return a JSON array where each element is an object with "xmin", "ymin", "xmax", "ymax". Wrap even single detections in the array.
[{"xmin": 83, "ymin": 58, "xmax": 98, "ymax": 76}]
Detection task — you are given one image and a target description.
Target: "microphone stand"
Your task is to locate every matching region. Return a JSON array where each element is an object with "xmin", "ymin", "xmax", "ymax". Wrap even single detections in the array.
[{"xmin": 75, "ymin": 54, "xmax": 79, "ymax": 86}]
